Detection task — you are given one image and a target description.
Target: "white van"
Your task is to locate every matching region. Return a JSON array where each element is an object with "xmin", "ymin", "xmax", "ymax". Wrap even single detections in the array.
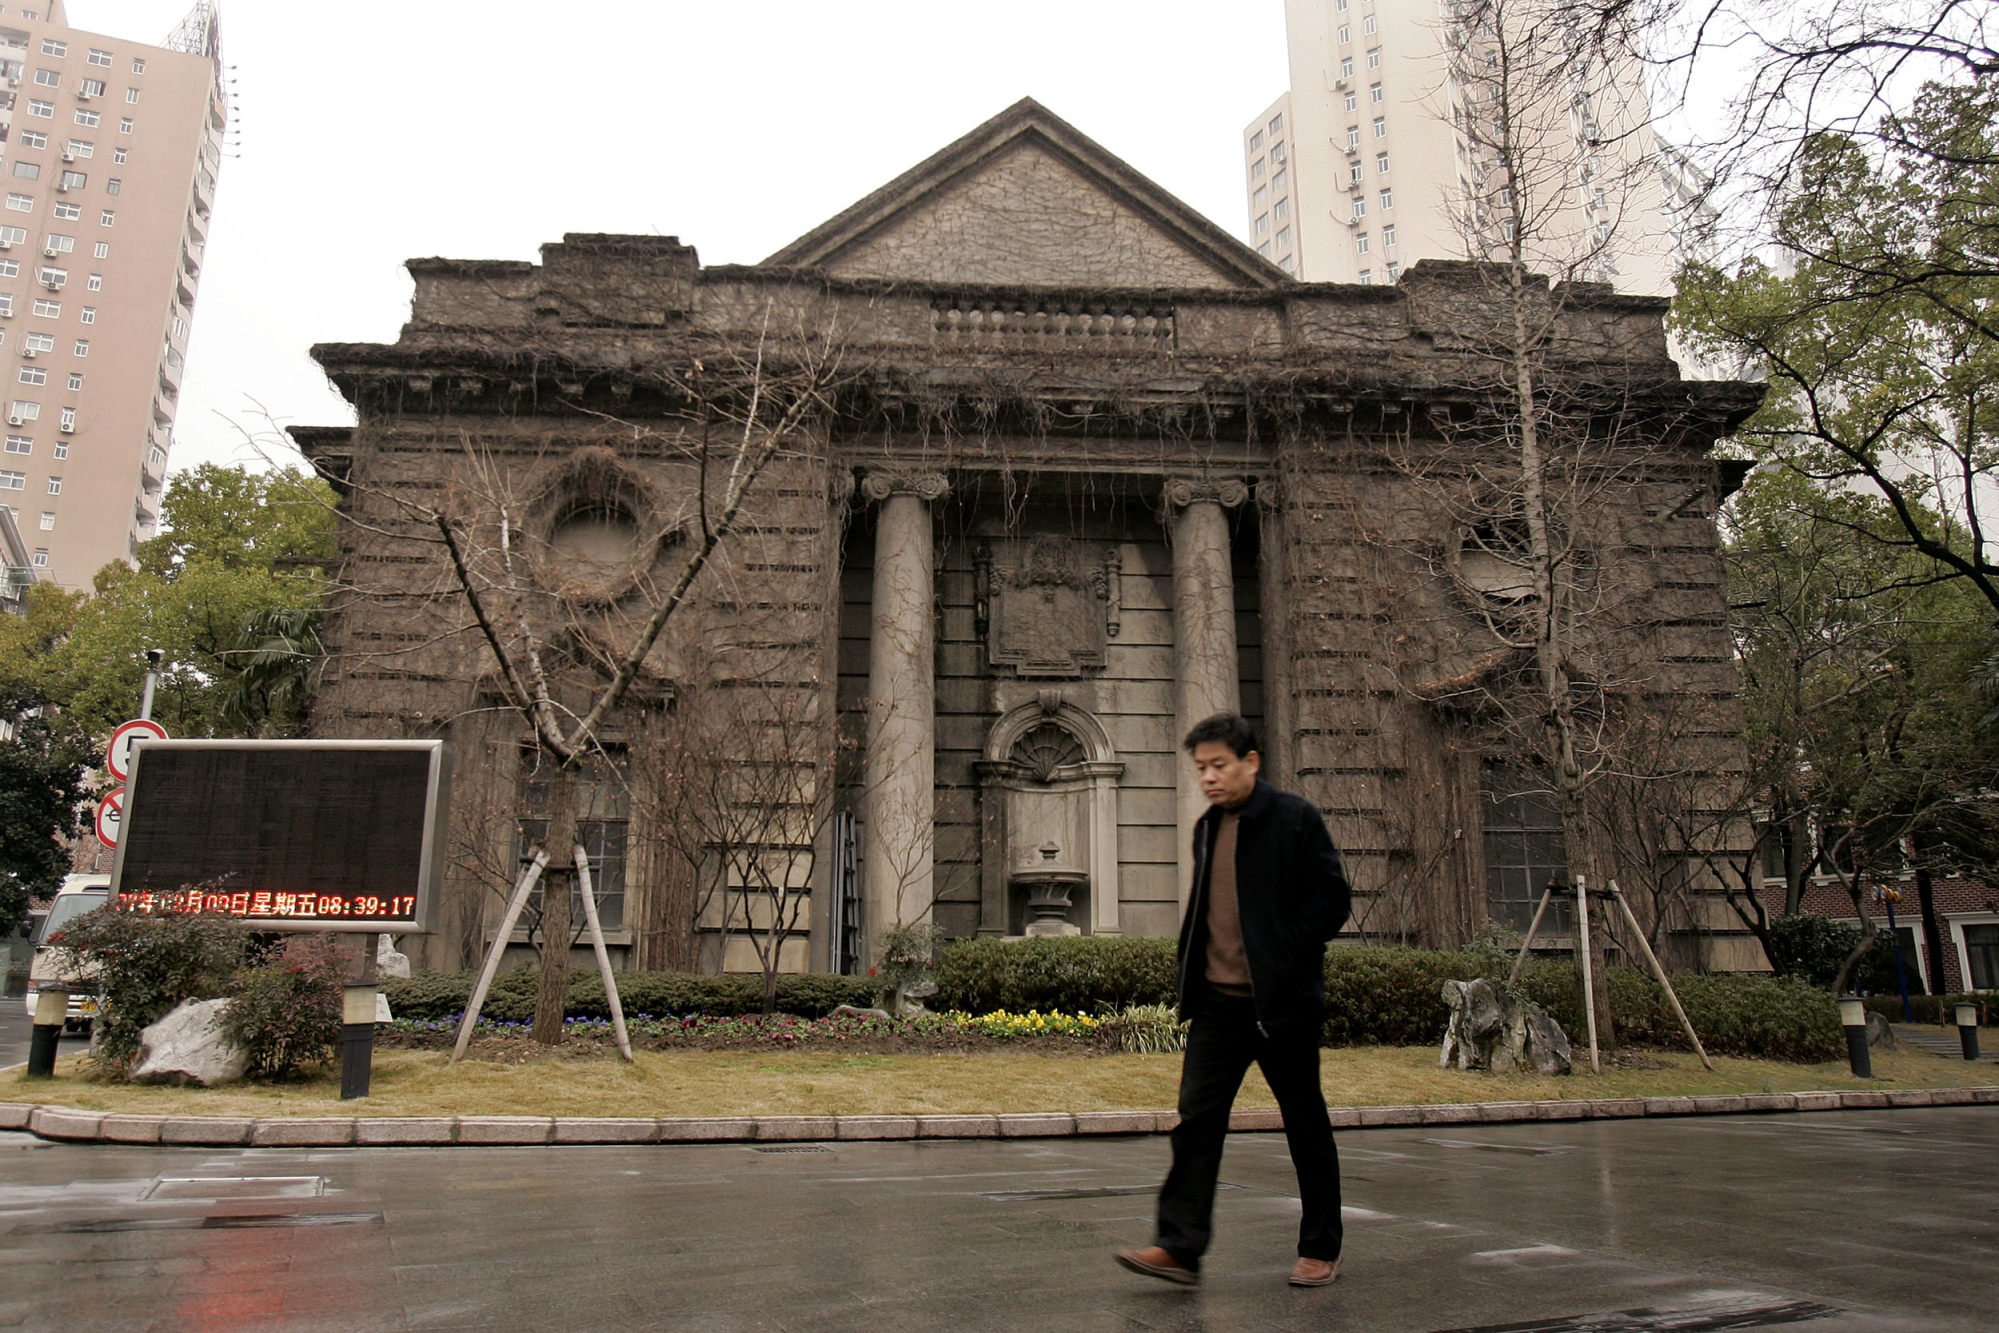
[{"xmin": 23, "ymin": 873, "xmax": 109, "ymax": 1029}]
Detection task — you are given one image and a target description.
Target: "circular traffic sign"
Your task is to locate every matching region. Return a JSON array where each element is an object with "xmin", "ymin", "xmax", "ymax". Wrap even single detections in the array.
[
  {"xmin": 95, "ymin": 787, "xmax": 124, "ymax": 848},
  {"xmin": 106, "ymin": 719, "xmax": 167, "ymax": 782}
]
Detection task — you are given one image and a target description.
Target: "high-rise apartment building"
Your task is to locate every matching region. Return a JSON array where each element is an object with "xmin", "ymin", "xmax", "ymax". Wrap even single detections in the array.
[
  {"xmin": 1245, "ymin": 0, "xmax": 1677, "ymax": 293},
  {"xmin": 0, "ymin": 1, "xmax": 222, "ymax": 589}
]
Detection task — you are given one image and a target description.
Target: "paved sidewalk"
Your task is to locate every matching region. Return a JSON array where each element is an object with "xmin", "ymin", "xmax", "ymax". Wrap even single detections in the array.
[
  {"xmin": 1890, "ymin": 1022, "xmax": 1999, "ymax": 1062},
  {"xmin": 5, "ymin": 1083, "xmax": 1995, "ymax": 1147}
]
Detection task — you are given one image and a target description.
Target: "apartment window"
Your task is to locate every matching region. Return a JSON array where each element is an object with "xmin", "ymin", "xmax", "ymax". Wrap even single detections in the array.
[
  {"xmin": 56, "ymin": 405, "xmax": 71, "ymax": 430},
  {"xmin": 38, "ymin": 39, "xmax": 65, "ymax": 57},
  {"xmin": 1363, "ymin": 15, "xmax": 1378, "ymax": 33},
  {"xmin": 37, "ymin": 511, "xmax": 50, "ymax": 530},
  {"xmin": 83, "ymin": 273, "xmax": 98, "ymax": 291},
  {"xmin": 17, "ymin": 131, "xmax": 44, "ymax": 149},
  {"xmin": 64, "ymin": 372, "xmax": 78, "ymax": 390},
  {"xmin": 1358, "ymin": 268, "xmax": 1374, "ymax": 284},
  {"xmin": 1253, "ymin": 184, "xmax": 1268, "ymax": 208},
  {"xmin": 1591, "ymin": 187, "xmax": 1607, "ymax": 210},
  {"xmin": 9, "ymin": 163, "xmax": 35, "ymax": 180},
  {"xmin": 4, "ymin": 194, "xmax": 30, "ymax": 213},
  {"xmin": 117, "ymin": 118, "xmax": 132, "ymax": 133},
  {"xmin": 90, "ymin": 241, "xmax": 105, "ymax": 258},
  {"xmin": 72, "ymin": 109, "xmax": 97, "ymax": 127},
  {"xmin": 147, "ymin": 444, "xmax": 163, "ymax": 467},
  {"xmin": 51, "ymin": 440, "xmax": 64, "ymax": 459},
  {"xmin": 0, "ymin": 471, "xmax": 23, "ymax": 490},
  {"xmin": 1274, "ymin": 197, "xmax": 1290, "ymax": 221},
  {"xmin": 1338, "ymin": 0, "xmax": 1349, "ymax": 9},
  {"xmin": 170, "ymin": 315, "xmax": 184, "ymax": 339},
  {"xmin": 0, "ymin": 261, "xmax": 17, "ymax": 278},
  {"xmin": 97, "ymin": 210, "xmax": 112, "ymax": 228},
  {"xmin": 1373, "ymin": 117, "xmax": 1387, "ymax": 138},
  {"xmin": 130, "ymin": 58, "xmax": 146, "ymax": 74},
  {"xmin": 77, "ymin": 307, "xmax": 93, "ymax": 324},
  {"xmin": 25, "ymin": 100, "xmax": 51, "ymax": 118},
  {"xmin": 1352, "ymin": 197, "xmax": 1367, "ymax": 220},
  {"xmin": 87, "ymin": 49, "xmax": 112, "ymax": 68},
  {"xmin": 1356, "ymin": 232, "xmax": 1371, "ymax": 254},
  {"xmin": 65, "ymin": 139, "xmax": 91, "ymax": 158},
  {"xmin": 1249, "ymin": 129, "xmax": 1264, "ymax": 151},
  {"xmin": 3, "ymin": 436, "xmax": 27, "ymax": 454},
  {"xmin": 1270, "ymin": 140, "xmax": 1285, "ymax": 163},
  {"xmin": 1348, "ymin": 161, "xmax": 1364, "ymax": 185},
  {"xmin": 1347, "ymin": 124, "xmax": 1361, "ymax": 147},
  {"xmin": 77, "ymin": 78, "xmax": 103, "ymax": 98},
  {"xmin": 1255, "ymin": 212, "xmax": 1270, "ymax": 236},
  {"xmin": 1383, "ymin": 224, "xmax": 1397, "ymax": 246},
  {"xmin": 1250, "ymin": 157, "xmax": 1265, "ymax": 181},
  {"xmin": 1340, "ymin": 56, "xmax": 1355, "ymax": 78},
  {"xmin": 57, "ymin": 170, "xmax": 83, "ymax": 190},
  {"xmin": 1275, "ymin": 225, "xmax": 1291, "ymax": 250},
  {"xmin": 26, "ymin": 335, "xmax": 53, "ymax": 353},
  {"xmin": 1596, "ymin": 219, "xmax": 1612, "ymax": 241},
  {"xmin": 71, "ymin": 339, "xmax": 86, "ymax": 356},
  {"xmin": 43, "ymin": 233, "xmax": 70, "ymax": 251},
  {"xmin": 1377, "ymin": 151, "xmax": 1391, "ymax": 173},
  {"xmin": 1278, "ymin": 254, "xmax": 1296, "ymax": 274},
  {"xmin": 1338, "ymin": 24, "xmax": 1351, "ymax": 43},
  {"xmin": 123, "ymin": 88, "xmax": 139, "ymax": 104},
  {"xmin": 110, "ymin": 147, "xmax": 124, "ymax": 164},
  {"xmin": 36, "ymin": 267, "xmax": 61, "ymax": 287},
  {"xmin": 49, "ymin": 202, "xmax": 76, "ymax": 220},
  {"xmin": 0, "ymin": 295, "xmax": 10, "ymax": 317},
  {"xmin": 30, "ymin": 548, "xmax": 44, "ymax": 567},
  {"xmin": 17, "ymin": 367, "xmax": 44, "ymax": 386},
  {"xmin": 1368, "ymin": 46, "xmax": 1382, "ymax": 69},
  {"xmin": 1371, "ymin": 82, "xmax": 1384, "ymax": 103},
  {"xmin": 29, "ymin": 299, "xmax": 55, "ymax": 317},
  {"xmin": 1380, "ymin": 187, "xmax": 1395, "ymax": 210},
  {"xmin": 1386, "ymin": 261, "xmax": 1400, "ymax": 280},
  {"xmin": 1272, "ymin": 168, "xmax": 1287, "ymax": 192},
  {"xmin": 1256, "ymin": 239, "xmax": 1272, "ymax": 257},
  {"xmin": 32, "ymin": 68, "xmax": 57, "ymax": 87}
]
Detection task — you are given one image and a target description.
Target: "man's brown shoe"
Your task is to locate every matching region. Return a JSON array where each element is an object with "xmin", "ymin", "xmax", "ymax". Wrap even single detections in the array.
[
  {"xmin": 1115, "ymin": 1246, "xmax": 1200, "ymax": 1287},
  {"xmin": 1289, "ymin": 1256, "xmax": 1340, "ymax": 1287}
]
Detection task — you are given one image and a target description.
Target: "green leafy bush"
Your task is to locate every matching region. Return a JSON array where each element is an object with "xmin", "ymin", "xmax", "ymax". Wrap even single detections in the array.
[
  {"xmin": 382, "ymin": 968, "xmax": 878, "ymax": 1022},
  {"xmin": 220, "ymin": 936, "xmax": 346, "ymax": 1077},
  {"xmin": 932, "ymin": 936, "xmax": 1177, "ymax": 1013},
  {"xmin": 1862, "ymin": 993, "xmax": 1995, "ymax": 1026},
  {"xmin": 1762, "ymin": 914, "xmax": 1861, "ymax": 987},
  {"xmin": 47, "ymin": 905, "xmax": 246, "ymax": 1071}
]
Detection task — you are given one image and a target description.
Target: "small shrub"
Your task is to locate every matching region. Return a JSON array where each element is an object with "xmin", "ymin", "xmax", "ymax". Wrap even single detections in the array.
[
  {"xmin": 1098, "ymin": 1002, "xmax": 1189, "ymax": 1054},
  {"xmin": 221, "ymin": 936, "xmax": 347, "ymax": 1077},
  {"xmin": 48, "ymin": 904, "xmax": 246, "ymax": 1072},
  {"xmin": 1762, "ymin": 914, "xmax": 1861, "ymax": 988},
  {"xmin": 380, "ymin": 968, "xmax": 878, "ymax": 1023},
  {"xmin": 932, "ymin": 936, "xmax": 1177, "ymax": 1014}
]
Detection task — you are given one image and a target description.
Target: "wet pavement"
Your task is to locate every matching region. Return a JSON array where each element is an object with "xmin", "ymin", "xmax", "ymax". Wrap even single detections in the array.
[{"xmin": 0, "ymin": 1108, "xmax": 1993, "ymax": 1331}]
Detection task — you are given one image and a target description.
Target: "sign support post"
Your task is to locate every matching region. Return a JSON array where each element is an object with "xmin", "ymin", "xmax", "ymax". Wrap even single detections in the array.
[{"xmin": 340, "ymin": 937, "xmax": 379, "ymax": 1099}]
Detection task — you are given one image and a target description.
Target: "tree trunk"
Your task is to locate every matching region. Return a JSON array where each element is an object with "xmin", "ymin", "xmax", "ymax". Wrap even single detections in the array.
[
  {"xmin": 532, "ymin": 763, "xmax": 577, "ymax": 1044},
  {"xmin": 1913, "ymin": 865, "xmax": 1946, "ymax": 997}
]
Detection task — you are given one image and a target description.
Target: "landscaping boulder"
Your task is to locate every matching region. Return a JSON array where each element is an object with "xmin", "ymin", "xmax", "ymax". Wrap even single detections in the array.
[
  {"xmin": 1439, "ymin": 978, "xmax": 1572, "ymax": 1076},
  {"xmin": 1866, "ymin": 1010, "xmax": 1896, "ymax": 1048},
  {"xmin": 133, "ymin": 998, "xmax": 250, "ymax": 1087},
  {"xmin": 376, "ymin": 934, "xmax": 411, "ymax": 979}
]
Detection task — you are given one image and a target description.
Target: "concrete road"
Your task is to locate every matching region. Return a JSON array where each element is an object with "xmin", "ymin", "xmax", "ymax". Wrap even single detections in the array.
[{"xmin": 1, "ymin": 1109, "xmax": 1992, "ymax": 1332}]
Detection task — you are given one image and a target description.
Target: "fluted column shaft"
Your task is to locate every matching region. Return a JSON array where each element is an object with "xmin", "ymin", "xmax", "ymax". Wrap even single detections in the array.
[{"xmin": 1167, "ymin": 479, "xmax": 1246, "ymax": 906}]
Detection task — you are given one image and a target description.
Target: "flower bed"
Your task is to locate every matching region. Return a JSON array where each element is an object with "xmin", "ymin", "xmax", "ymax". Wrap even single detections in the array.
[{"xmin": 381, "ymin": 1008, "xmax": 1106, "ymax": 1055}]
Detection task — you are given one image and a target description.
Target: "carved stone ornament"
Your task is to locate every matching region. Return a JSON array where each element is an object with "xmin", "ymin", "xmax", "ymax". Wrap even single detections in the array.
[
  {"xmin": 1163, "ymin": 477, "xmax": 1250, "ymax": 511},
  {"xmin": 860, "ymin": 470, "xmax": 950, "ymax": 504},
  {"xmin": 977, "ymin": 534, "xmax": 1121, "ymax": 677}
]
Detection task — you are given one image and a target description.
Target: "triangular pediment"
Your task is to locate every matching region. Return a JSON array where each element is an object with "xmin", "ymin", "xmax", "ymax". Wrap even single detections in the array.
[{"xmin": 764, "ymin": 99, "xmax": 1283, "ymax": 291}]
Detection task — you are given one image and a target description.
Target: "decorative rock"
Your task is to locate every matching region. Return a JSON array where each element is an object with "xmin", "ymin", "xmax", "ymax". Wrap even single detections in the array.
[
  {"xmin": 1439, "ymin": 978, "xmax": 1572, "ymax": 1076},
  {"xmin": 375, "ymin": 933, "xmax": 412, "ymax": 979},
  {"xmin": 133, "ymin": 998, "xmax": 249, "ymax": 1087},
  {"xmin": 1865, "ymin": 1011, "xmax": 1895, "ymax": 1048},
  {"xmin": 829, "ymin": 1004, "xmax": 893, "ymax": 1022}
]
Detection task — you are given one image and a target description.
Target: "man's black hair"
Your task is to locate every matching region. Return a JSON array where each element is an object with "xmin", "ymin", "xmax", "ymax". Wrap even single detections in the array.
[{"xmin": 1183, "ymin": 712, "xmax": 1260, "ymax": 759}]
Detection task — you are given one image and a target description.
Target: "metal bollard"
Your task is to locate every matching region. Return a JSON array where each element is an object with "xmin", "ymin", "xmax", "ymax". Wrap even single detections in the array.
[
  {"xmin": 340, "ymin": 982, "xmax": 378, "ymax": 1100},
  {"xmin": 1955, "ymin": 1002, "xmax": 1981, "ymax": 1061},
  {"xmin": 25, "ymin": 985, "xmax": 67, "ymax": 1078},
  {"xmin": 1839, "ymin": 997, "xmax": 1873, "ymax": 1079}
]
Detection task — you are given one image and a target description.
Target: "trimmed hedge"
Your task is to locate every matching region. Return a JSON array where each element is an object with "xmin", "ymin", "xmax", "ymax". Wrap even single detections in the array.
[
  {"xmin": 1862, "ymin": 993, "xmax": 1996, "ymax": 1027},
  {"xmin": 383, "ymin": 969, "xmax": 877, "ymax": 1022},
  {"xmin": 933, "ymin": 936, "xmax": 1177, "ymax": 1014}
]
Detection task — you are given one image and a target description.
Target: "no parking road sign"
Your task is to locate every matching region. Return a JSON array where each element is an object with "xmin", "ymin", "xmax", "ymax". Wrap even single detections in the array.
[
  {"xmin": 95, "ymin": 788, "xmax": 124, "ymax": 848},
  {"xmin": 106, "ymin": 719, "xmax": 168, "ymax": 783}
]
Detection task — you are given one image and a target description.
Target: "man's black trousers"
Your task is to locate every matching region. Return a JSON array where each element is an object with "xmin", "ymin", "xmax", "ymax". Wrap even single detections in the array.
[{"xmin": 1153, "ymin": 989, "xmax": 1342, "ymax": 1270}]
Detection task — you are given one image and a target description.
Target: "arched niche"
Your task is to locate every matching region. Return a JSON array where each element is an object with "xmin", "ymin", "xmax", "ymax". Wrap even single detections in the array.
[{"xmin": 975, "ymin": 696, "xmax": 1123, "ymax": 936}]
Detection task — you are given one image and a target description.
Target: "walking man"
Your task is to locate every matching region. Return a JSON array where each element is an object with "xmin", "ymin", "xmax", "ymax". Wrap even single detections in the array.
[{"xmin": 1116, "ymin": 712, "xmax": 1351, "ymax": 1288}]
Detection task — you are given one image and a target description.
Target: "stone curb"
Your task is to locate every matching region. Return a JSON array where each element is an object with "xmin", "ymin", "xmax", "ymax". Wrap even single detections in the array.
[{"xmin": 3, "ymin": 1087, "xmax": 1993, "ymax": 1148}]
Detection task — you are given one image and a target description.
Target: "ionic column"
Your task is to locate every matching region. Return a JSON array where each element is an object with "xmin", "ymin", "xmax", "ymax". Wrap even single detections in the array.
[
  {"xmin": 861, "ymin": 470, "xmax": 949, "ymax": 952},
  {"xmin": 1165, "ymin": 478, "xmax": 1247, "ymax": 905}
]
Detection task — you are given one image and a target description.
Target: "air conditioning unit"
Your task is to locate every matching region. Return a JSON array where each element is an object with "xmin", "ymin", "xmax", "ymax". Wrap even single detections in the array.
[
  {"xmin": 59, "ymin": 152, "xmax": 73, "ymax": 163},
  {"xmin": 40, "ymin": 279, "xmax": 59, "ymax": 290},
  {"xmin": 21, "ymin": 348, "xmax": 35, "ymax": 359},
  {"xmin": 58, "ymin": 422, "xmax": 72, "ymax": 434},
  {"xmin": 0, "ymin": 240, "xmax": 11, "ymax": 251},
  {"xmin": 0, "ymin": 311, "xmax": 12, "ymax": 319},
  {"xmin": 40, "ymin": 247, "xmax": 56, "ymax": 258},
  {"xmin": 75, "ymin": 89, "xmax": 90, "ymax": 101},
  {"xmin": 6, "ymin": 417, "xmax": 22, "ymax": 428}
]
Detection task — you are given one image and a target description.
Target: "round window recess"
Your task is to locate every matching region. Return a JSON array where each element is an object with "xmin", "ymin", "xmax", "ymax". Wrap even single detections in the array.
[
  {"xmin": 548, "ymin": 503, "xmax": 642, "ymax": 579},
  {"xmin": 1458, "ymin": 521, "xmax": 1536, "ymax": 603}
]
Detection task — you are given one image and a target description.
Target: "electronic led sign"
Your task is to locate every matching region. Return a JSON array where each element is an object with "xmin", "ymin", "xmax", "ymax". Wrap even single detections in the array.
[{"xmin": 107, "ymin": 740, "xmax": 449, "ymax": 933}]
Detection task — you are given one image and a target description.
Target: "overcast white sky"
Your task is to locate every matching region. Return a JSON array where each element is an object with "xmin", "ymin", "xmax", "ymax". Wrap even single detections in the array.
[{"xmin": 67, "ymin": 1, "xmax": 1291, "ymax": 475}]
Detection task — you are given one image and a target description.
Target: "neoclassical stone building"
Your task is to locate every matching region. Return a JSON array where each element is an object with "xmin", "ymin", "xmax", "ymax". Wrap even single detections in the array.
[{"xmin": 300, "ymin": 101, "xmax": 1763, "ymax": 975}]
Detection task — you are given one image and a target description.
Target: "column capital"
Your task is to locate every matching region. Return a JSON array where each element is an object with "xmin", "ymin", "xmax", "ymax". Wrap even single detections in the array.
[
  {"xmin": 1162, "ymin": 477, "xmax": 1249, "ymax": 512},
  {"xmin": 861, "ymin": 470, "xmax": 951, "ymax": 504}
]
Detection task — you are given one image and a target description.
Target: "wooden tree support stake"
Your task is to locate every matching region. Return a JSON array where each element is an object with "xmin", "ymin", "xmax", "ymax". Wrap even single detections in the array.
[
  {"xmin": 575, "ymin": 843, "xmax": 634, "ymax": 1063},
  {"xmin": 1607, "ymin": 879, "xmax": 1713, "ymax": 1071},
  {"xmin": 451, "ymin": 850, "xmax": 548, "ymax": 1065}
]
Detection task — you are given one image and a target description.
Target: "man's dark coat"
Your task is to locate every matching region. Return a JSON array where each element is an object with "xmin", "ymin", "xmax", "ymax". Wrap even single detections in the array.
[{"xmin": 1176, "ymin": 776, "xmax": 1352, "ymax": 1032}]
